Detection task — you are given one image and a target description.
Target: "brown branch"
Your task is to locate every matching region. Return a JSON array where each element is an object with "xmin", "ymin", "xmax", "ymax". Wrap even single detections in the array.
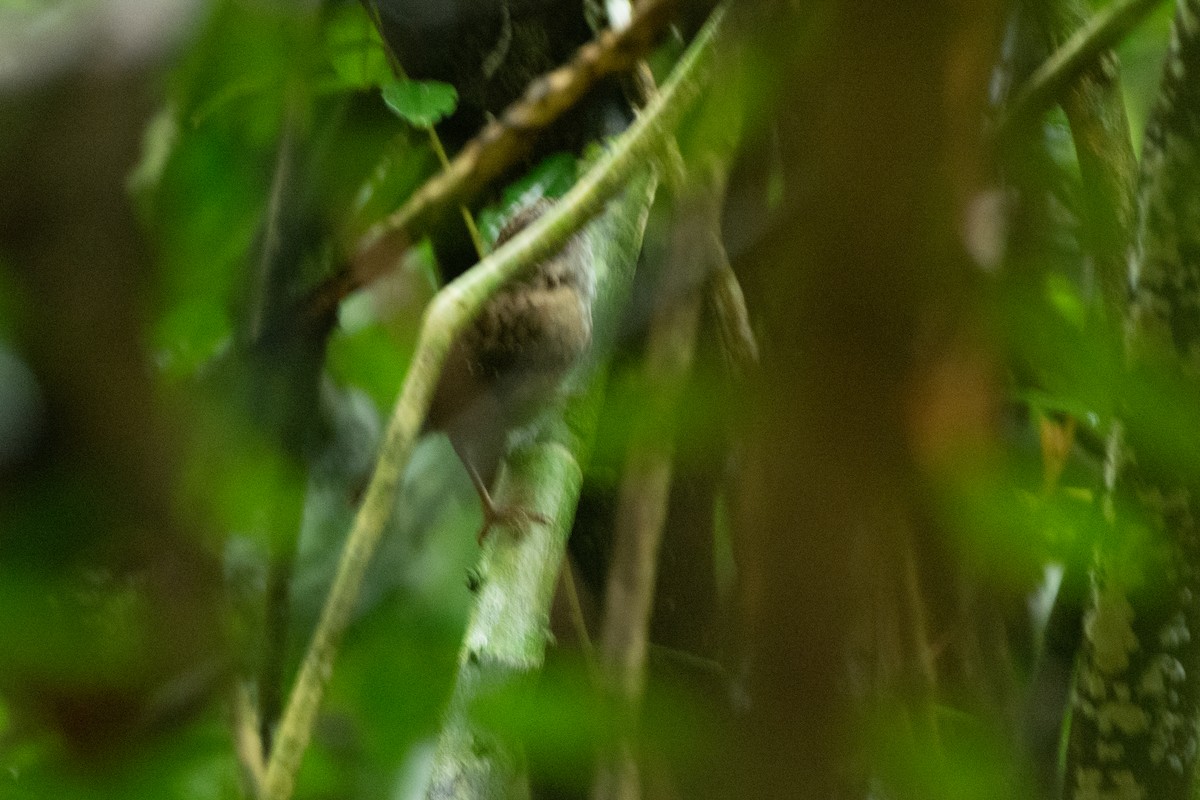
[
  {"xmin": 593, "ymin": 296, "xmax": 703, "ymax": 800},
  {"xmin": 632, "ymin": 41, "xmax": 755, "ymax": 381},
  {"xmin": 592, "ymin": 179, "xmax": 719, "ymax": 800},
  {"xmin": 995, "ymin": 0, "xmax": 1164, "ymax": 140},
  {"xmin": 1024, "ymin": 0, "xmax": 1143, "ymax": 320},
  {"xmin": 304, "ymin": 0, "xmax": 684, "ymax": 323},
  {"xmin": 232, "ymin": 684, "xmax": 267, "ymax": 796}
]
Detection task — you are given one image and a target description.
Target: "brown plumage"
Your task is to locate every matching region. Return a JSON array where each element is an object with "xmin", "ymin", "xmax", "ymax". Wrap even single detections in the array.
[{"xmin": 427, "ymin": 199, "xmax": 594, "ymax": 541}]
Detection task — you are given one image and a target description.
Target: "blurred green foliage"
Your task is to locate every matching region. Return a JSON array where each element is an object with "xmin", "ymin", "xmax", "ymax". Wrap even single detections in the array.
[{"xmin": 2, "ymin": 0, "xmax": 1198, "ymax": 798}]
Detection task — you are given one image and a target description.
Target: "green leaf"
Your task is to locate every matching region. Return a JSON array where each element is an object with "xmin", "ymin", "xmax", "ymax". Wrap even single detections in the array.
[
  {"xmin": 478, "ymin": 152, "xmax": 580, "ymax": 244},
  {"xmin": 324, "ymin": 3, "xmax": 392, "ymax": 91},
  {"xmin": 381, "ymin": 79, "xmax": 458, "ymax": 128}
]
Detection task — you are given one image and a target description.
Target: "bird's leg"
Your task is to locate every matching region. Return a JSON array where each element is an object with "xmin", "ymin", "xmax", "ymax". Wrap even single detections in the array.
[{"xmin": 463, "ymin": 460, "xmax": 551, "ymax": 544}]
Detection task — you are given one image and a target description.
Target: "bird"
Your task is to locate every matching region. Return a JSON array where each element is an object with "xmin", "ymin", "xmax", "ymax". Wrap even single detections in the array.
[{"xmin": 426, "ymin": 198, "xmax": 594, "ymax": 542}]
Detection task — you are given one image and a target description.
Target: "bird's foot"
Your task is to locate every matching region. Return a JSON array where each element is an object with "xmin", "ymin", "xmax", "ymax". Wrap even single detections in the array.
[{"xmin": 477, "ymin": 500, "xmax": 551, "ymax": 544}]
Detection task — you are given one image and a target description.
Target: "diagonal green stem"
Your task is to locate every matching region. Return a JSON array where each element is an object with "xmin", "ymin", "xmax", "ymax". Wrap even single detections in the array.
[{"xmin": 259, "ymin": 8, "xmax": 727, "ymax": 799}]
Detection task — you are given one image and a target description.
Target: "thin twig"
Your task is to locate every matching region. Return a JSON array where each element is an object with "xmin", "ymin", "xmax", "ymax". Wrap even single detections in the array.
[
  {"xmin": 592, "ymin": 178, "xmax": 719, "ymax": 800},
  {"xmin": 427, "ymin": 129, "xmax": 487, "ymax": 259},
  {"xmin": 634, "ymin": 51, "xmax": 755, "ymax": 378},
  {"xmin": 1029, "ymin": 0, "xmax": 1141, "ymax": 320},
  {"xmin": 995, "ymin": 0, "xmax": 1165, "ymax": 138},
  {"xmin": 706, "ymin": 244, "xmax": 758, "ymax": 376},
  {"xmin": 562, "ymin": 555, "xmax": 602, "ymax": 685},
  {"xmin": 696, "ymin": 161, "xmax": 757, "ymax": 376},
  {"xmin": 259, "ymin": 9, "xmax": 727, "ymax": 799},
  {"xmin": 310, "ymin": 0, "xmax": 684, "ymax": 314},
  {"xmin": 592, "ymin": 299, "xmax": 703, "ymax": 800},
  {"xmin": 232, "ymin": 683, "xmax": 267, "ymax": 796}
]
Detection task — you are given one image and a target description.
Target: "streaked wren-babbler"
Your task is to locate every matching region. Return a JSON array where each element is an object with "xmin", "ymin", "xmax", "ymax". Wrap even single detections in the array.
[{"xmin": 427, "ymin": 199, "xmax": 594, "ymax": 541}]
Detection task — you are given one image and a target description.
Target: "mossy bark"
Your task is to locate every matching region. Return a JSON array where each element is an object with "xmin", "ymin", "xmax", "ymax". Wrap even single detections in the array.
[
  {"xmin": 424, "ymin": 172, "xmax": 657, "ymax": 800},
  {"xmin": 1064, "ymin": 3, "xmax": 1200, "ymax": 798}
]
